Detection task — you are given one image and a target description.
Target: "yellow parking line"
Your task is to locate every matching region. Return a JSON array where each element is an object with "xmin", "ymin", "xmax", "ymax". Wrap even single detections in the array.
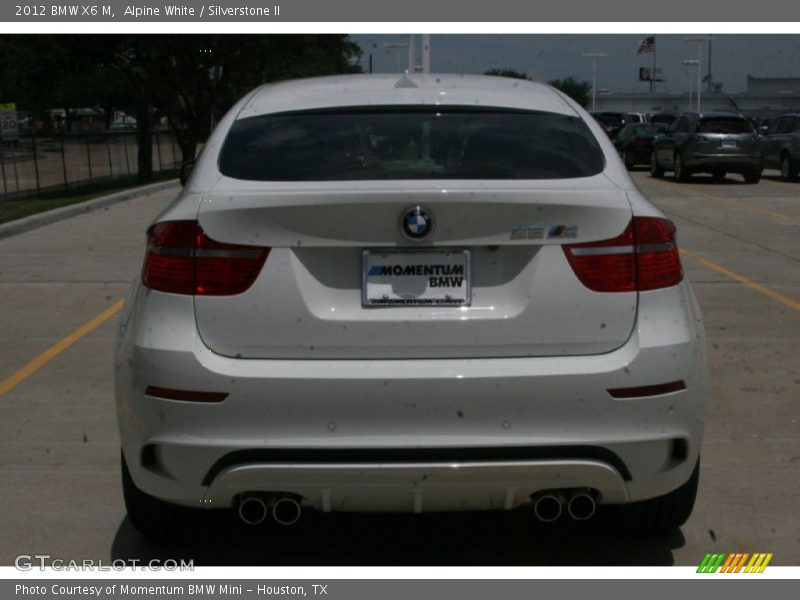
[
  {"xmin": 0, "ymin": 299, "xmax": 124, "ymax": 397},
  {"xmin": 682, "ymin": 185, "xmax": 800, "ymax": 224},
  {"xmin": 641, "ymin": 175, "xmax": 800, "ymax": 224},
  {"xmin": 680, "ymin": 248, "xmax": 800, "ymax": 311}
]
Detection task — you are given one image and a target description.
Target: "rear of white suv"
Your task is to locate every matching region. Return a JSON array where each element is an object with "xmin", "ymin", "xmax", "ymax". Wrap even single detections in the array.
[{"xmin": 115, "ymin": 74, "xmax": 708, "ymax": 537}]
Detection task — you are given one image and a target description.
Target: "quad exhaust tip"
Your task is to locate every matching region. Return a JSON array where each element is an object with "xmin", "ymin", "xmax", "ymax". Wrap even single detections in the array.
[
  {"xmin": 272, "ymin": 496, "xmax": 302, "ymax": 526},
  {"xmin": 533, "ymin": 493, "xmax": 564, "ymax": 523},
  {"xmin": 237, "ymin": 495, "xmax": 269, "ymax": 525},
  {"xmin": 237, "ymin": 493, "xmax": 302, "ymax": 526},
  {"xmin": 533, "ymin": 489, "xmax": 598, "ymax": 522},
  {"xmin": 567, "ymin": 491, "xmax": 597, "ymax": 521}
]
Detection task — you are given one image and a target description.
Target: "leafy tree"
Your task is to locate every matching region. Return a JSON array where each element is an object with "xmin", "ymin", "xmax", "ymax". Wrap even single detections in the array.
[
  {"xmin": 0, "ymin": 35, "xmax": 363, "ymax": 183},
  {"xmin": 484, "ymin": 68, "xmax": 530, "ymax": 80},
  {"xmin": 548, "ymin": 77, "xmax": 592, "ymax": 108}
]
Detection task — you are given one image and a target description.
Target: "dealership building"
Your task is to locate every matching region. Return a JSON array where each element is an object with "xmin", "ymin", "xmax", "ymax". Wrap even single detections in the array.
[{"xmin": 593, "ymin": 76, "xmax": 800, "ymax": 118}]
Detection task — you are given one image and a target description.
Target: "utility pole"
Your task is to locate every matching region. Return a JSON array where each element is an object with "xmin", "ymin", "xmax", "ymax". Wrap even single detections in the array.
[
  {"xmin": 422, "ymin": 34, "xmax": 430, "ymax": 73},
  {"xmin": 683, "ymin": 59, "xmax": 699, "ymax": 111},
  {"xmin": 686, "ymin": 35, "xmax": 717, "ymax": 104},
  {"xmin": 582, "ymin": 53, "xmax": 607, "ymax": 112}
]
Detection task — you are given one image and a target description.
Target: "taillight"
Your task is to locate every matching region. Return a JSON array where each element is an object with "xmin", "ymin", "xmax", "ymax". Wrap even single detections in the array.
[
  {"xmin": 633, "ymin": 217, "xmax": 683, "ymax": 291},
  {"xmin": 142, "ymin": 220, "xmax": 269, "ymax": 295},
  {"xmin": 563, "ymin": 217, "xmax": 682, "ymax": 292},
  {"xmin": 631, "ymin": 138, "xmax": 651, "ymax": 148}
]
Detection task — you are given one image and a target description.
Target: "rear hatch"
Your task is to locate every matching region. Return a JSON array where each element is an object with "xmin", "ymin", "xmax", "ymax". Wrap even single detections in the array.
[
  {"xmin": 193, "ymin": 107, "xmax": 636, "ymax": 359},
  {"xmin": 693, "ymin": 116, "xmax": 759, "ymax": 155}
]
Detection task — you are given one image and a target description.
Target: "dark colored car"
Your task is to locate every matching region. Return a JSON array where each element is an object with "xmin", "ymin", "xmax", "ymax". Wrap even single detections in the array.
[
  {"xmin": 614, "ymin": 123, "xmax": 666, "ymax": 169},
  {"xmin": 650, "ymin": 112, "xmax": 762, "ymax": 183},
  {"xmin": 591, "ymin": 111, "xmax": 628, "ymax": 140},
  {"xmin": 647, "ymin": 112, "xmax": 677, "ymax": 126},
  {"xmin": 759, "ymin": 113, "xmax": 800, "ymax": 181}
]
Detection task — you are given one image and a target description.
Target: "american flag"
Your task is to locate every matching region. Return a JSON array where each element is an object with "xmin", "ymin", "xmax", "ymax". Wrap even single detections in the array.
[{"xmin": 637, "ymin": 36, "xmax": 655, "ymax": 55}]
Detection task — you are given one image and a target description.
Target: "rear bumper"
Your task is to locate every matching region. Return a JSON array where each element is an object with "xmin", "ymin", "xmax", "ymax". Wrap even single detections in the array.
[
  {"xmin": 114, "ymin": 280, "xmax": 708, "ymax": 512},
  {"xmin": 684, "ymin": 153, "xmax": 761, "ymax": 172}
]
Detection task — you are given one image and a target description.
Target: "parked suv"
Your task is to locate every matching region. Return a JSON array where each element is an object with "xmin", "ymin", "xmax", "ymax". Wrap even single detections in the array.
[
  {"xmin": 650, "ymin": 112, "xmax": 762, "ymax": 183},
  {"xmin": 760, "ymin": 113, "xmax": 800, "ymax": 181},
  {"xmin": 614, "ymin": 123, "xmax": 666, "ymax": 169},
  {"xmin": 116, "ymin": 74, "xmax": 708, "ymax": 538}
]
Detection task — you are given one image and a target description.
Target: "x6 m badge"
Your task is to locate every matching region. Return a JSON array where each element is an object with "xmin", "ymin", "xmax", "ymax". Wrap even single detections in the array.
[{"xmin": 510, "ymin": 224, "xmax": 577, "ymax": 240}]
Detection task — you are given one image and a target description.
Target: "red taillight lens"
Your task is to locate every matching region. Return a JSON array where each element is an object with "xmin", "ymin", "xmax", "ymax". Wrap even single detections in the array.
[
  {"xmin": 562, "ymin": 222, "xmax": 636, "ymax": 292},
  {"xmin": 631, "ymin": 138, "xmax": 651, "ymax": 148},
  {"xmin": 142, "ymin": 221, "xmax": 196, "ymax": 294},
  {"xmin": 563, "ymin": 217, "xmax": 682, "ymax": 292},
  {"xmin": 633, "ymin": 217, "xmax": 683, "ymax": 291},
  {"xmin": 142, "ymin": 220, "xmax": 269, "ymax": 296}
]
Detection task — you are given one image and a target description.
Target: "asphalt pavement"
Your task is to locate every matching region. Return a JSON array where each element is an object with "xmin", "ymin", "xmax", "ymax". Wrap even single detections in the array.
[{"xmin": 0, "ymin": 171, "xmax": 797, "ymax": 566}]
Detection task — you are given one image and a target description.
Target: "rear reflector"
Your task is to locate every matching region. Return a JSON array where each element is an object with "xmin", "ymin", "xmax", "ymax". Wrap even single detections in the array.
[
  {"xmin": 142, "ymin": 220, "xmax": 269, "ymax": 296},
  {"xmin": 563, "ymin": 217, "xmax": 682, "ymax": 292},
  {"xmin": 145, "ymin": 386, "xmax": 228, "ymax": 403},
  {"xmin": 607, "ymin": 380, "xmax": 686, "ymax": 399}
]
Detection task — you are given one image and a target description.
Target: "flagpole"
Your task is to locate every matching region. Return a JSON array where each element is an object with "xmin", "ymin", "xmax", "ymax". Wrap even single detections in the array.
[{"xmin": 651, "ymin": 36, "xmax": 656, "ymax": 93}]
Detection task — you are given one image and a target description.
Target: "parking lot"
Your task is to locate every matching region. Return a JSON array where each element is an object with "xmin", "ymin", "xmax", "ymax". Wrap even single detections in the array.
[{"xmin": 0, "ymin": 169, "xmax": 797, "ymax": 566}]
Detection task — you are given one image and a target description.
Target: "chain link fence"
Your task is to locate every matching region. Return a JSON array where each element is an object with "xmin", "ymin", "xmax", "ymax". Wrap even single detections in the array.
[{"xmin": 0, "ymin": 131, "xmax": 181, "ymax": 200}]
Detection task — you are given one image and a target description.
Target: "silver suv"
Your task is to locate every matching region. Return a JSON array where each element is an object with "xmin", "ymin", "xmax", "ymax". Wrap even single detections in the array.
[
  {"xmin": 760, "ymin": 113, "xmax": 800, "ymax": 181},
  {"xmin": 650, "ymin": 112, "xmax": 762, "ymax": 183}
]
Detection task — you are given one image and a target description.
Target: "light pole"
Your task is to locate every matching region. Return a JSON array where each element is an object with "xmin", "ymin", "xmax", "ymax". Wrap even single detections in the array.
[
  {"xmin": 683, "ymin": 59, "xmax": 699, "ymax": 112},
  {"xmin": 384, "ymin": 41, "xmax": 410, "ymax": 73},
  {"xmin": 582, "ymin": 52, "xmax": 607, "ymax": 112},
  {"xmin": 685, "ymin": 36, "xmax": 716, "ymax": 111},
  {"xmin": 683, "ymin": 58, "xmax": 700, "ymax": 113},
  {"xmin": 422, "ymin": 34, "xmax": 430, "ymax": 73}
]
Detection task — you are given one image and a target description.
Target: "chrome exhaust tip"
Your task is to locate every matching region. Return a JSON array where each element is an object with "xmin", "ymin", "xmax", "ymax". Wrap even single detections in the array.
[
  {"xmin": 567, "ymin": 491, "xmax": 597, "ymax": 521},
  {"xmin": 237, "ymin": 495, "xmax": 268, "ymax": 525},
  {"xmin": 272, "ymin": 496, "xmax": 302, "ymax": 526},
  {"xmin": 533, "ymin": 493, "xmax": 563, "ymax": 522}
]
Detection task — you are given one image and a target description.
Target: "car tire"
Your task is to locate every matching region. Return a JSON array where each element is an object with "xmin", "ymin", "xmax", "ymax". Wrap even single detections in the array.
[
  {"xmin": 743, "ymin": 169, "xmax": 762, "ymax": 184},
  {"xmin": 623, "ymin": 150, "xmax": 635, "ymax": 170},
  {"xmin": 121, "ymin": 450, "xmax": 221, "ymax": 540},
  {"xmin": 649, "ymin": 153, "xmax": 664, "ymax": 178},
  {"xmin": 674, "ymin": 152, "xmax": 690, "ymax": 182},
  {"xmin": 781, "ymin": 154, "xmax": 798, "ymax": 182},
  {"xmin": 621, "ymin": 460, "xmax": 700, "ymax": 533}
]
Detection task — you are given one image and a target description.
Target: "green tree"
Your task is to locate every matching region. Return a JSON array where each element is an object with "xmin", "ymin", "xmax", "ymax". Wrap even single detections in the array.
[
  {"xmin": 484, "ymin": 68, "xmax": 530, "ymax": 80},
  {"xmin": 0, "ymin": 35, "xmax": 363, "ymax": 183},
  {"xmin": 548, "ymin": 77, "xmax": 592, "ymax": 108}
]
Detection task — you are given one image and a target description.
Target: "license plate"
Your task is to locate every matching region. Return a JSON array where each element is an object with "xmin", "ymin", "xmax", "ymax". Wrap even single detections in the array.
[
  {"xmin": 362, "ymin": 249, "xmax": 471, "ymax": 307},
  {"xmin": 721, "ymin": 140, "xmax": 738, "ymax": 149}
]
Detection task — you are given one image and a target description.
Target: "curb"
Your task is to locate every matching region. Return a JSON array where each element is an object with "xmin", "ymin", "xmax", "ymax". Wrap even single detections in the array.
[{"xmin": 0, "ymin": 179, "xmax": 180, "ymax": 240}]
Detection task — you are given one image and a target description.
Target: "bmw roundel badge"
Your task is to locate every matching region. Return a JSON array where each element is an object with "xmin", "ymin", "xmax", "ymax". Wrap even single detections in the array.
[{"xmin": 400, "ymin": 206, "xmax": 435, "ymax": 241}]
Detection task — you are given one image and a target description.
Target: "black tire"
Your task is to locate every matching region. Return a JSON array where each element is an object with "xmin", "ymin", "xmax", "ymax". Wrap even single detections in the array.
[
  {"xmin": 743, "ymin": 169, "xmax": 762, "ymax": 184},
  {"xmin": 712, "ymin": 170, "xmax": 726, "ymax": 182},
  {"xmin": 623, "ymin": 150, "xmax": 635, "ymax": 170},
  {"xmin": 121, "ymin": 450, "xmax": 221, "ymax": 540},
  {"xmin": 781, "ymin": 154, "xmax": 798, "ymax": 182},
  {"xmin": 674, "ymin": 152, "xmax": 690, "ymax": 182},
  {"xmin": 622, "ymin": 460, "xmax": 700, "ymax": 533},
  {"xmin": 649, "ymin": 152, "xmax": 664, "ymax": 178}
]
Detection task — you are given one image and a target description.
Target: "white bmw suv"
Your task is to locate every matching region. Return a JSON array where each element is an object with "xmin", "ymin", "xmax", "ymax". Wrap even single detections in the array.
[{"xmin": 115, "ymin": 74, "xmax": 708, "ymax": 537}]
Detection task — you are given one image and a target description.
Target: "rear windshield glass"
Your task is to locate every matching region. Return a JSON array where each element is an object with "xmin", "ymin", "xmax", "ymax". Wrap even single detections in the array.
[
  {"xmin": 218, "ymin": 108, "xmax": 605, "ymax": 181},
  {"xmin": 593, "ymin": 113, "xmax": 624, "ymax": 126},
  {"xmin": 696, "ymin": 118, "xmax": 753, "ymax": 134},
  {"xmin": 628, "ymin": 124, "xmax": 662, "ymax": 136}
]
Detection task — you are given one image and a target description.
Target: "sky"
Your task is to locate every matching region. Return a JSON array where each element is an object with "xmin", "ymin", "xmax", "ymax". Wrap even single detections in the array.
[{"xmin": 350, "ymin": 34, "xmax": 800, "ymax": 93}]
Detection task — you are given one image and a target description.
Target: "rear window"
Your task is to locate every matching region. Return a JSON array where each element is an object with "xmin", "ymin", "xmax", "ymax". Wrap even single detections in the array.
[
  {"xmin": 696, "ymin": 118, "xmax": 754, "ymax": 134},
  {"xmin": 218, "ymin": 108, "xmax": 605, "ymax": 181}
]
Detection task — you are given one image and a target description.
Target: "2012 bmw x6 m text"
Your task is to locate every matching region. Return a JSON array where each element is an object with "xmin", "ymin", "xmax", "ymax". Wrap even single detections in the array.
[{"xmin": 115, "ymin": 74, "xmax": 708, "ymax": 538}]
